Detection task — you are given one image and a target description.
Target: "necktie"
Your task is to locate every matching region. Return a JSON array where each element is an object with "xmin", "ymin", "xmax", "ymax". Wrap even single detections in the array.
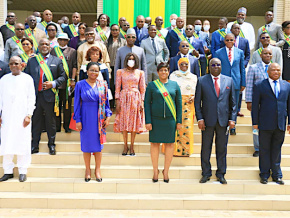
[
  {"xmin": 228, "ymin": 48, "xmax": 232, "ymax": 63},
  {"xmin": 265, "ymin": 64, "xmax": 269, "ymax": 75},
  {"xmin": 38, "ymin": 57, "xmax": 47, "ymax": 91},
  {"xmin": 137, "ymin": 28, "xmax": 141, "ymax": 40},
  {"xmin": 214, "ymin": 77, "xmax": 220, "ymax": 97},
  {"xmin": 151, "ymin": 38, "xmax": 157, "ymax": 54},
  {"xmin": 273, "ymin": 80, "xmax": 279, "ymax": 98}
]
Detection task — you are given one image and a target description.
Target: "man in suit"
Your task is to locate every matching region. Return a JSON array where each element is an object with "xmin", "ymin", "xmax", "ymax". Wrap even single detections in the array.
[
  {"xmin": 0, "ymin": 60, "xmax": 10, "ymax": 78},
  {"xmin": 166, "ymin": 17, "xmax": 185, "ymax": 57},
  {"xmin": 252, "ymin": 63, "xmax": 290, "ymax": 185},
  {"xmin": 120, "ymin": 21, "xmax": 130, "ymax": 39},
  {"xmin": 211, "ymin": 17, "xmax": 227, "ymax": 58},
  {"xmin": 64, "ymin": 12, "xmax": 81, "ymax": 39},
  {"xmin": 165, "ymin": 14, "xmax": 178, "ymax": 31},
  {"xmin": 195, "ymin": 58, "xmax": 236, "ymax": 184},
  {"xmin": 185, "ymin": 24, "xmax": 206, "ymax": 76},
  {"xmin": 133, "ymin": 15, "xmax": 148, "ymax": 47},
  {"xmin": 169, "ymin": 41, "xmax": 199, "ymax": 77},
  {"xmin": 252, "ymin": 32, "xmax": 282, "ymax": 68},
  {"xmin": 140, "ymin": 25, "xmax": 169, "ymax": 82},
  {"xmin": 0, "ymin": 12, "xmax": 16, "ymax": 47},
  {"xmin": 216, "ymin": 33, "xmax": 246, "ymax": 135},
  {"xmin": 25, "ymin": 38, "xmax": 66, "ymax": 155},
  {"xmin": 118, "ymin": 17, "xmax": 126, "ymax": 27},
  {"xmin": 246, "ymin": 48, "xmax": 273, "ymax": 157},
  {"xmin": 194, "ymin": 20, "xmax": 210, "ymax": 48},
  {"xmin": 37, "ymin": 10, "xmax": 62, "ymax": 36},
  {"xmin": 256, "ymin": 11, "xmax": 284, "ymax": 50}
]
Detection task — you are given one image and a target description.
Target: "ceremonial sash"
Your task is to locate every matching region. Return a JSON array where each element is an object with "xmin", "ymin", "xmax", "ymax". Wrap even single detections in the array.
[
  {"xmin": 156, "ymin": 29, "xmax": 165, "ymax": 40},
  {"xmin": 284, "ymin": 33, "xmax": 290, "ymax": 47},
  {"xmin": 261, "ymin": 25, "xmax": 273, "ymax": 40},
  {"xmin": 153, "ymin": 79, "xmax": 176, "ymax": 121},
  {"xmin": 68, "ymin": 24, "xmax": 78, "ymax": 37},
  {"xmin": 234, "ymin": 21, "xmax": 245, "ymax": 38},
  {"xmin": 6, "ymin": 23, "xmax": 15, "ymax": 33},
  {"xmin": 120, "ymin": 28, "xmax": 127, "ymax": 38},
  {"xmin": 20, "ymin": 53, "xmax": 30, "ymax": 63},
  {"xmin": 11, "ymin": 36, "xmax": 24, "ymax": 52},
  {"xmin": 96, "ymin": 26, "xmax": 108, "ymax": 42},
  {"xmin": 35, "ymin": 54, "xmax": 60, "ymax": 116},
  {"xmin": 41, "ymin": 21, "xmax": 48, "ymax": 29},
  {"xmin": 217, "ymin": 29, "xmax": 226, "ymax": 39},
  {"xmin": 54, "ymin": 46, "xmax": 70, "ymax": 109},
  {"xmin": 257, "ymin": 47, "xmax": 272, "ymax": 63},
  {"xmin": 193, "ymin": 32, "xmax": 199, "ymax": 39},
  {"xmin": 173, "ymin": 28, "xmax": 194, "ymax": 50},
  {"xmin": 25, "ymin": 28, "xmax": 38, "ymax": 51}
]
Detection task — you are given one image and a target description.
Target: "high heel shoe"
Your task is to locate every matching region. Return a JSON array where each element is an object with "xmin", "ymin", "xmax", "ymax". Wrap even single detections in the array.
[
  {"xmin": 96, "ymin": 178, "xmax": 103, "ymax": 182},
  {"xmin": 85, "ymin": 173, "xmax": 91, "ymax": 182},
  {"xmin": 152, "ymin": 170, "xmax": 159, "ymax": 183},
  {"xmin": 162, "ymin": 170, "xmax": 169, "ymax": 183},
  {"xmin": 122, "ymin": 147, "xmax": 129, "ymax": 156}
]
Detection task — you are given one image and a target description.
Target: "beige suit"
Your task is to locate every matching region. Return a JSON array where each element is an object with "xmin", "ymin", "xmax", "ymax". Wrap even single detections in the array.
[{"xmin": 25, "ymin": 27, "xmax": 47, "ymax": 45}]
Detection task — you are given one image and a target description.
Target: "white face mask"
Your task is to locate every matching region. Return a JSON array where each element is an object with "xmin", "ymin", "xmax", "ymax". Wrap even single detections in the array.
[
  {"xmin": 128, "ymin": 60, "xmax": 135, "ymax": 68},
  {"xmin": 36, "ymin": 17, "xmax": 41, "ymax": 23},
  {"xmin": 203, "ymin": 25, "xmax": 210, "ymax": 31},
  {"xmin": 171, "ymin": 19, "xmax": 176, "ymax": 26},
  {"xmin": 143, "ymin": 23, "xmax": 148, "ymax": 29}
]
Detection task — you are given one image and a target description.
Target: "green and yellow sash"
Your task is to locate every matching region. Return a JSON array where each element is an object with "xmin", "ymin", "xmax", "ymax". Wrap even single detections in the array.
[
  {"xmin": 193, "ymin": 32, "xmax": 199, "ymax": 39},
  {"xmin": 25, "ymin": 28, "xmax": 38, "ymax": 51},
  {"xmin": 156, "ymin": 29, "xmax": 165, "ymax": 40},
  {"xmin": 173, "ymin": 28, "xmax": 194, "ymax": 50},
  {"xmin": 68, "ymin": 24, "xmax": 78, "ymax": 37},
  {"xmin": 54, "ymin": 46, "xmax": 70, "ymax": 109},
  {"xmin": 153, "ymin": 79, "xmax": 176, "ymax": 121},
  {"xmin": 41, "ymin": 21, "xmax": 48, "ymax": 29},
  {"xmin": 96, "ymin": 26, "xmax": 108, "ymax": 42},
  {"xmin": 257, "ymin": 47, "xmax": 272, "ymax": 63},
  {"xmin": 261, "ymin": 25, "xmax": 273, "ymax": 40},
  {"xmin": 11, "ymin": 36, "xmax": 24, "ymax": 52},
  {"xmin": 234, "ymin": 21, "xmax": 245, "ymax": 38},
  {"xmin": 285, "ymin": 33, "xmax": 290, "ymax": 47},
  {"xmin": 6, "ymin": 23, "xmax": 15, "ymax": 33},
  {"xmin": 217, "ymin": 29, "xmax": 226, "ymax": 39},
  {"xmin": 35, "ymin": 54, "xmax": 60, "ymax": 116},
  {"xmin": 120, "ymin": 28, "xmax": 127, "ymax": 39}
]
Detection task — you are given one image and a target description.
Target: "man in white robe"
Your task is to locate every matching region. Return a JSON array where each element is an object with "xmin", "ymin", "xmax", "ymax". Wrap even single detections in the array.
[{"xmin": 0, "ymin": 56, "xmax": 35, "ymax": 182}]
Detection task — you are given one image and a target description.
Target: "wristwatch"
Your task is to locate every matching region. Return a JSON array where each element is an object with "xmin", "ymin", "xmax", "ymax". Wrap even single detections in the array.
[
  {"xmin": 70, "ymin": 78, "xmax": 75, "ymax": 81},
  {"xmin": 27, "ymin": 114, "xmax": 32, "ymax": 119}
]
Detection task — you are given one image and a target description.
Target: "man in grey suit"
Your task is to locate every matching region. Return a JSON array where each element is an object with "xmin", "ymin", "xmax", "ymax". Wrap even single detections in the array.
[
  {"xmin": 252, "ymin": 32, "xmax": 282, "ymax": 68},
  {"xmin": 256, "ymin": 11, "xmax": 284, "ymax": 50},
  {"xmin": 140, "ymin": 25, "xmax": 169, "ymax": 82}
]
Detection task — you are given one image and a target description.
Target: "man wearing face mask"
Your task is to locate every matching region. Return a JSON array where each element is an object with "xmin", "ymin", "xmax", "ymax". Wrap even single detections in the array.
[
  {"xmin": 203, "ymin": 20, "xmax": 212, "ymax": 50},
  {"xmin": 227, "ymin": 7, "xmax": 255, "ymax": 50},
  {"xmin": 194, "ymin": 20, "xmax": 210, "ymax": 48},
  {"xmin": 114, "ymin": 28, "xmax": 147, "ymax": 82},
  {"xmin": 133, "ymin": 15, "xmax": 149, "ymax": 47},
  {"xmin": 33, "ymin": 11, "xmax": 42, "ymax": 23},
  {"xmin": 64, "ymin": 12, "xmax": 81, "ymax": 39},
  {"xmin": 211, "ymin": 17, "xmax": 227, "ymax": 58},
  {"xmin": 166, "ymin": 14, "xmax": 178, "ymax": 31}
]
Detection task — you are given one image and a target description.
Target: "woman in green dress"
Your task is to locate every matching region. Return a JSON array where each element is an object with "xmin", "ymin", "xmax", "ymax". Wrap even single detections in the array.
[{"xmin": 144, "ymin": 62, "xmax": 182, "ymax": 183}]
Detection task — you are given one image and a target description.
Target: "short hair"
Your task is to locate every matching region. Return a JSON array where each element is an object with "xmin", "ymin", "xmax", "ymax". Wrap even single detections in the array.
[
  {"xmin": 157, "ymin": 62, "xmax": 170, "ymax": 72},
  {"xmin": 79, "ymin": 22, "xmax": 88, "ymax": 28},
  {"xmin": 124, "ymin": 53, "xmax": 139, "ymax": 69},
  {"xmin": 86, "ymin": 62, "xmax": 100, "ymax": 71},
  {"xmin": 21, "ymin": 37, "xmax": 33, "ymax": 46},
  {"xmin": 85, "ymin": 46, "xmax": 103, "ymax": 62},
  {"xmin": 282, "ymin": 21, "xmax": 290, "ymax": 29},
  {"xmin": 97, "ymin": 14, "xmax": 110, "ymax": 27},
  {"xmin": 85, "ymin": 27, "xmax": 95, "ymax": 33},
  {"xmin": 46, "ymin": 23, "xmax": 57, "ymax": 31},
  {"xmin": 148, "ymin": 24, "xmax": 156, "ymax": 30},
  {"xmin": 220, "ymin": 17, "xmax": 228, "ymax": 24},
  {"xmin": 260, "ymin": 32, "xmax": 269, "ymax": 38}
]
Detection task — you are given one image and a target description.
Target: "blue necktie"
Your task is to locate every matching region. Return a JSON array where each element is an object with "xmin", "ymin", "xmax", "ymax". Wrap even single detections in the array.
[
  {"xmin": 265, "ymin": 65, "xmax": 269, "ymax": 78},
  {"xmin": 273, "ymin": 80, "xmax": 279, "ymax": 98}
]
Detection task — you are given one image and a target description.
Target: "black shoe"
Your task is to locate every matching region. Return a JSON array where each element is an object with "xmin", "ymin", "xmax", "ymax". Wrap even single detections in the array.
[
  {"xmin": 130, "ymin": 152, "xmax": 135, "ymax": 156},
  {"xmin": 253, "ymin": 151, "xmax": 259, "ymax": 157},
  {"xmin": 56, "ymin": 129, "xmax": 61, "ymax": 133},
  {"xmin": 162, "ymin": 170, "xmax": 169, "ymax": 183},
  {"xmin": 0, "ymin": 174, "xmax": 13, "ymax": 182},
  {"xmin": 31, "ymin": 147, "xmax": 39, "ymax": 154},
  {"xmin": 260, "ymin": 178, "xmax": 268, "ymax": 184},
  {"xmin": 230, "ymin": 129, "xmax": 236, "ymax": 135},
  {"xmin": 273, "ymin": 178, "xmax": 284, "ymax": 185},
  {"xmin": 85, "ymin": 177, "xmax": 91, "ymax": 182},
  {"xmin": 122, "ymin": 147, "xmax": 129, "ymax": 156},
  {"xmin": 217, "ymin": 176, "xmax": 227, "ymax": 184},
  {"xmin": 152, "ymin": 170, "xmax": 159, "ymax": 183},
  {"xmin": 65, "ymin": 129, "xmax": 72, "ymax": 133},
  {"xmin": 49, "ymin": 146, "xmax": 56, "ymax": 155},
  {"xmin": 19, "ymin": 174, "xmax": 27, "ymax": 182},
  {"xmin": 199, "ymin": 176, "xmax": 210, "ymax": 183},
  {"xmin": 96, "ymin": 178, "xmax": 102, "ymax": 182}
]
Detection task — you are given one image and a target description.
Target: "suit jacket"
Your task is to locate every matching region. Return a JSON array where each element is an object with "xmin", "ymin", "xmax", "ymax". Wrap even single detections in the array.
[
  {"xmin": 237, "ymin": 37, "xmax": 250, "ymax": 67},
  {"xmin": 245, "ymin": 62, "xmax": 268, "ymax": 103},
  {"xmin": 282, "ymin": 42, "xmax": 290, "ymax": 80},
  {"xmin": 140, "ymin": 36, "xmax": 169, "ymax": 75},
  {"xmin": 24, "ymin": 55, "xmax": 66, "ymax": 102},
  {"xmin": 64, "ymin": 24, "xmax": 80, "ymax": 39},
  {"xmin": 216, "ymin": 47, "xmax": 246, "ymax": 90},
  {"xmin": 186, "ymin": 37, "xmax": 206, "ymax": 61},
  {"xmin": 25, "ymin": 27, "xmax": 47, "ymax": 45},
  {"xmin": 252, "ymin": 45, "xmax": 282, "ymax": 70},
  {"xmin": 166, "ymin": 28, "xmax": 185, "ymax": 57},
  {"xmin": 0, "ymin": 60, "xmax": 9, "ymax": 79},
  {"xmin": 256, "ymin": 23, "xmax": 285, "ymax": 49},
  {"xmin": 211, "ymin": 30, "xmax": 226, "ymax": 58},
  {"xmin": 0, "ymin": 25, "xmax": 15, "ymax": 47},
  {"xmin": 195, "ymin": 31, "xmax": 209, "ymax": 47},
  {"xmin": 169, "ymin": 54, "xmax": 200, "ymax": 78},
  {"xmin": 194, "ymin": 74, "xmax": 236, "ymax": 127},
  {"xmin": 252, "ymin": 79, "xmax": 290, "ymax": 131},
  {"xmin": 133, "ymin": 26, "xmax": 148, "ymax": 46}
]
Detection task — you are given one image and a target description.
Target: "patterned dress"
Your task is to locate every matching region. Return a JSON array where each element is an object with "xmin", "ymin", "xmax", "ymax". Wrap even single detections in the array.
[{"xmin": 114, "ymin": 69, "xmax": 146, "ymax": 133}]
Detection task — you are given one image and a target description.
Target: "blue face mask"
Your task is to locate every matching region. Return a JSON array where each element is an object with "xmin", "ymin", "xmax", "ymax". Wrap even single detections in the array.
[
  {"xmin": 61, "ymin": 23, "xmax": 68, "ymax": 29},
  {"xmin": 220, "ymin": 28, "xmax": 225, "ymax": 31},
  {"xmin": 36, "ymin": 17, "xmax": 41, "ymax": 23},
  {"xmin": 195, "ymin": 25, "xmax": 202, "ymax": 32},
  {"xmin": 180, "ymin": 70, "xmax": 187, "ymax": 73}
]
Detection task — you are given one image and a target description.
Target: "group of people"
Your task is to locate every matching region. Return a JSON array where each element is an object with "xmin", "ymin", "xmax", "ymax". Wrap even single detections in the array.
[{"xmin": 0, "ymin": 6, "xmax": 289, "ymax": 186}]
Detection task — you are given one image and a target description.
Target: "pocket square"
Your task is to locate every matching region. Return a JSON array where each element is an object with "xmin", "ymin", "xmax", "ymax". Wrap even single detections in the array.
[
  {"xmin": 226, "ymin": 86, "xmax": 230, "ymax": 89},
  {"xmin": 50, "ymin": 64, "xmax": 56, "ymax": 67}
]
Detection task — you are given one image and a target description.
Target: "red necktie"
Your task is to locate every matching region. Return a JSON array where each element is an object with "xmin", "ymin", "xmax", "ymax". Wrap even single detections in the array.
[
  {"xmin": 228, "ymin": 48, "xmax": 232, "ymax": 63},
  {"xmin": 38, "ymin": 57, "xmax": 47, "ymax": 91},
  {"xmin": 214, "ymin": 77, "xmax": 220, "ymax": 97}
]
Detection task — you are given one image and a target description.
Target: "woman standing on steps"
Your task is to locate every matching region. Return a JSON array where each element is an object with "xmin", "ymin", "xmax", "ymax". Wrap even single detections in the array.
[
  {"xmin": 144, "ymin": 62, "xmax": 182, "ymax": 183},
  {"xmin": 74, "ymin": 62, "xmax": 112, "ymax": 182},
  {"xmin": 114, "ymin": 53, "xmax": 146, "ymax": 156}
]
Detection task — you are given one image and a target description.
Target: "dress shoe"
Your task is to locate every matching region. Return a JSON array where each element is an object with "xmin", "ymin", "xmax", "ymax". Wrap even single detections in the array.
[
  {"xmin": 122, "ymin": 147, "xmax": 129, "ymax": 156},
  {"xmin": 162, "ymin": 170, "xmax": 169, "ymax": 183},
  {"xmin": 199, "ymin": 176, "xmax": 210, "ymax": 183},
  {"xmin": 49, "ymin": 146, "xmax": 56, "ymax": 155},
  {"xmin": 217, "ymin": 176, "xmax": 227, "ymax": 184},
  {"xmin": 56, "ymin": 129, "xmax": 61, "ymax": 133},
  {"xmin": 230, "ymin": 129, "xmax": 236, "ymax": 135},
  {"xmin": 237, "ymin": 112, "xmax": 244, "ymax": 117},
  {"xmin": 260, "ymin": 178, "xmax": 268, "ymax": 184},
  {"xmin": 19, "ymin": 174, "xmax": 27, "ymax": 182},
  {"xmin": 253, "ymin": 151, "xmax": 259, "ymax": 157},
  {"xmin": 31, "ymin": 147, "xmax": 39, "ymax": 154},
  {"xmin": 96, "ymin": 178, "xmax": 103, "ymax": 182},
  {"xmin": 273, "ymin": 178, "xmax": 284, "ymax": 185},
  {"xmin": 0, "ymin": 174, "xmax": 13, "ymax": 182},
  {"xmin": 65, "ymin": 128, "xmax": 72, "ymax": 133},
  {"xmin": 85, "ymin": 177, "xmax": 91, "ymax": 182}
]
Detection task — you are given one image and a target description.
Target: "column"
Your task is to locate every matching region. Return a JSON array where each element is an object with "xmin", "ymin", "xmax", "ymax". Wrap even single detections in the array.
[
  {"xmin": 97, "ymin": 0, "xmax": 103, "ymax": 20},
  {"xmin": 0, "ymin": 0, "xmax": 7, "ymax": 25}
]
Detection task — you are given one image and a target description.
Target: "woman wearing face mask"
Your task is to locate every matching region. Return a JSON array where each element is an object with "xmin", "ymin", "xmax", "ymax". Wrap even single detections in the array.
[
  {"xmin": 114, "ymin": 53, "xmax": 146, "ymax": 156},
  {"xmin": 169, "ymin": 58, "xmax": 197, "ymax": 157},
  {"xmin": 69, "ymin": 22, "xmax": 88, "ymax": 50}
]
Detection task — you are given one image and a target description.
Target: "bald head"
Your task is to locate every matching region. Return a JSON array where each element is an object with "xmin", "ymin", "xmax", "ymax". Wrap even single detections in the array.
[
  {"xmin": 15, "ymin": 23, "xmax": 25, "ymax": 38},
  {"xmin": 176, "ymin": 17, "xmax": 184, "ymax": 29},
  {"xmin": 136, "ymin": 15, "xmax": 145, "ymax": 28},
  {"xmin": 43, "ymin": 10, "xmax": 53, "ymax": 22},
  {"xmin": 209, "ymin": 58, "xmax": 222, "ymax": 76},
  {"xmin": 268, "ymin": 63, "xmax": 281, "ymax": 81},
  {"xmin": 261, "ymin": 47, "xmax": 273, "ymax": 64},
  {"xmin": 9, "ymin": 56, "xmax": 23, "ymax": 75}
]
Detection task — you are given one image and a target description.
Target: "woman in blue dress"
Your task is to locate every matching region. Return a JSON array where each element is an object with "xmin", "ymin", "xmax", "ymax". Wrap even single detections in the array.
[{"xmin": 74, "ymin": 62, "xmax": 112, "ymax": 182}]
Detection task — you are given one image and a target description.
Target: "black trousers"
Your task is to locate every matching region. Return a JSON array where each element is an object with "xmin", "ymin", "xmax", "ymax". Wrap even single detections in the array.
[
  {"xmin": 32, "ymin": 92, "xmax": 56, "ymax": 149},
  {"xmin": 56, "ymin": 88, "xmax": 72, "ymax": 131},
  {"xmin": 259, "ymin": 129, "xmax": 285, "ymax": 179},
  {"xmin": 201, "ymin": 122, "xmax": 228, "ymax": 177},
  {"xmin": 200, "ymin": 59, "xmax": 207, "ymax": 76}
]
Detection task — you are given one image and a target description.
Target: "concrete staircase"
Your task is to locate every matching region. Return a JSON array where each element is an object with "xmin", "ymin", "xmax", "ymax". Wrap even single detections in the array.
[{"xmin": 1, "ymin": 106, "xmax": 290, "ymax": 210}]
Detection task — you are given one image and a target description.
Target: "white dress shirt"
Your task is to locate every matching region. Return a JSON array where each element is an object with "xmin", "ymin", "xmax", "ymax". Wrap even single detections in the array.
[
  {"xmin": 261, "ymin": 61, "xmax": 270, "ymax": 75},
  {"xmin": 268, "ymin": 78, "xmax": 280, "ymax": 94},
  {"xmin": 226, "ymin": 47, "xmax": 234, "ymax": 65},
  {"xmin": 235, "ymin": 36, "xmax": 240, "ymax": 47}
]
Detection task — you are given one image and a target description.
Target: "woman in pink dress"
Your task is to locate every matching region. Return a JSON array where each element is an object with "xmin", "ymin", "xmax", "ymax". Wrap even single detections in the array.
[{"xmin": 114, "ymin": 53, "xmax": 146, "ymax": 156}]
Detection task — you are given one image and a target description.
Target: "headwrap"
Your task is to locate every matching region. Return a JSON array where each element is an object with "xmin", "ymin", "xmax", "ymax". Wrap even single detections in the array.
[
  {"xmin": 178, "ymin": 57, "xmax": 189, "ymax": 66},
  {"xmin": 238, "ymin": 7, "xmax": 247, "ymax": 14},
  {"xmin": 177, "ymin": 57, "xmax": 191, "ymax": 74}
]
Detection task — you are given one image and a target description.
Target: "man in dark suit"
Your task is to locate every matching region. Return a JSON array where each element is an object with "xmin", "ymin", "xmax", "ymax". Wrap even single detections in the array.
[
  {"xmin": 165, "ymin": 14, "xmax": 178, "ymax": 31},
  {"xmin": 211, "ymin": 17, "xmax": 227, "ymax": 58},
  {"xmin": 166, "ymin": 17, "xmax": 185, "ymax": 57},
  {"xmin": 0, "ymin": 60, "xmax": 10, "ymax": 78},
  {"xmin": 252, "ymin": 63, "xmax": 290, "ymax": 185},
  {"xmin": 169, "ymin": 41, "xmax": 199, "ymax": 77},
  {"xmin": 195, "ymin": 58, "xmax": 236, "ymax": 184},
  {"xmin": 133, "ymin": 15, "xmax": 148, "ymax": 47},
  {"xmin": 64, "ymin": 12, "xmax": 81, "ymax": 39},
  {"xmin": 0, "ymin": 12, "xmax": 16, "ymax": 47},
  {"xmin": 25, "ymin": 38, "xmax": 66, "ymax": 155}
]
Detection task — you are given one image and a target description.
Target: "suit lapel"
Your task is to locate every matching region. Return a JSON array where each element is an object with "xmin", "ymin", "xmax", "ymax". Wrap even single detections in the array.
[
  {"xmin": 265, "ymin": 79, "xmax": 276, "ymax": 97},
  {"xmin": 219, "ymin": 75, "xmax": 226, "ymax": 97},
  {"xmin": 223, "ymin": 47, "xmax": 231, "ymax": 66},
  {"xmin": 206, "ymin": 74, "xmax": 217, "ymax": 98},
  {"xmin": 257, "ymin": 62, "xmax": 268, "ymax": 79},
  {"xmin": 278, "ymin": 80, "xmax": 284, "ymax": 100}
]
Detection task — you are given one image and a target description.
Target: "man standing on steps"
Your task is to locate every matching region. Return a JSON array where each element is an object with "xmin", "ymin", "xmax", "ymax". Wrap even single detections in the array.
[
  {"xmin": 246, "ymin": 48, "xmax": 273, "ymax": 158},
  {"xmin": 252, "ymin": 63, "xmax": 290, "ymax": 185},
  {"xmin": 64, "ymin": 12, "xmax": 81, "ymax": 39},
  {"xmin": 0, "ymin": 12, "xmax": 16, "ymax": 46},
  {"xmin": 0, "ymin": 56, "xmax": 36, "ymax": 182},
  {"xmin": 195, "ymin": 58, "xmax": 236, "ymax": 185}
]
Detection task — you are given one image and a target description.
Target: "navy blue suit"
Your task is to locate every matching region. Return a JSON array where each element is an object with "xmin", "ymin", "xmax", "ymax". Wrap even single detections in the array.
[
  {"xmin": 237, "ymin": 37, "xmax": 250, "ymax": 67},
  {"xmin": 195, "ymin": 31, "xmax": 209, "ymax": 47},
  {"xmin": 133, "ymin": 26, "xmax": 148, "ymax": 46},
  {"xmin": 63, "ymin": 25, "xmax": 78, "ymax": 39},
  {"xmin": 169, "ymin": 54, "xmax": 200, "ymax": 77},
  {"xmin": 195, "ymin": 74, "xmax": 236, "ymax": 178},
  {"xmin": 211, "ymin": 30, "xmax": 226, "ymax": 58},
  {"xmin": 166, "ymin": 29, "xmax": 185, "ymax": 57},
  {"xmin": 0, "ymin": 60, "xmax": 10, "ymax": 79},
  {"xmin": 188, "ymin": 37, "xmax": 207, "ymax": 76},
  {"xmin": 252, "ymin": 79, "xmax": 290, "ymax": 180}
]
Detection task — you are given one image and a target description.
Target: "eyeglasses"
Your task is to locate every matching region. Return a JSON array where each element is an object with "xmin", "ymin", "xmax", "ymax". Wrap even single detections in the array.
[
  {"xmin": 211, "ymin": 63, "xmax": 221, "ymax": 67},
  {"xmin": 16, "ymin": 28, "xmax": 24, "ymax": 31},
  {"xmin": 186, "ymin": 28, "xmax": 193, "ymax": 31},
  {"xmin": 261, "ymin": 36, "xmax": 270, "ymax": 39},
  {"xmin": 85, "ymin": 33, "xmax": 94, "ymax": 36},
  {"xmin": 127, "ymin": 36, "xmax": 136, "ymax": 39},
  {"xmin": 47, "ymin": 29, "xmax": 56, "ymax": 32},
  {"xmin": 123, "ymin": 25, "xmax": 130, "ymax": 27},
  {"xmin": 180, "ymin": 63, "xmax": 189, "ymax": 66},
  {"xmin": 7, "ymin": 15, "xmax": 15, "ymax": 18},
  {"xmin": 225, "ymin": 39, "xmax": 234, "ymax": 42},
  {"xmin": 181, "ymin": 45, "xmax": 189, "ymax": 48},
  {"xmin": 22, "ymin": 43, "xmax": 30, "ymax": 46}
]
